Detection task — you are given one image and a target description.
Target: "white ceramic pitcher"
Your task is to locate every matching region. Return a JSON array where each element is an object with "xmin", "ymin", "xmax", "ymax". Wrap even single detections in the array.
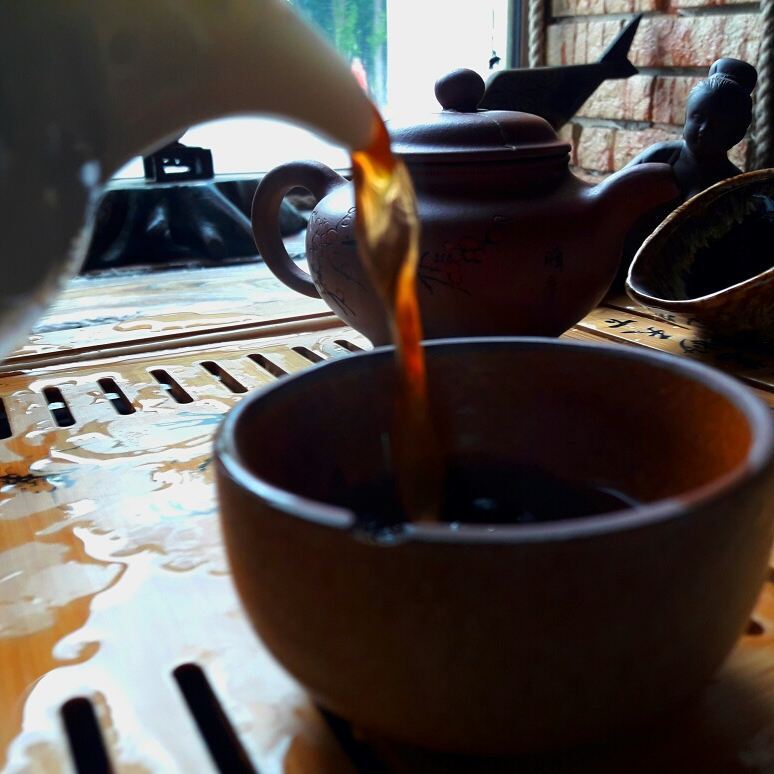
[{"xmin": 0, "ymin": 0, "xmax": 374, "ymax": 359}]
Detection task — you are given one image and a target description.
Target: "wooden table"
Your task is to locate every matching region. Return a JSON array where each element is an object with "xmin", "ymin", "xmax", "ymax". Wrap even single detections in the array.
[{"xmin": 1, "ymin": 264, "xmax": 772, "ymax": 773}]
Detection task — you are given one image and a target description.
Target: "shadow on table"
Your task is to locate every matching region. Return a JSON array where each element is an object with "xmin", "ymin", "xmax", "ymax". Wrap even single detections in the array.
[{"xmin": 300, "ymin": 649, "xmax": 774, "ymax": 773}]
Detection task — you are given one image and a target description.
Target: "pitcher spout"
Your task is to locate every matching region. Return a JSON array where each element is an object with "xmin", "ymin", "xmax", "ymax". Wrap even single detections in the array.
[{"xmin": 97, "ymin": 0, "xmax": 377, "ymax": 172}]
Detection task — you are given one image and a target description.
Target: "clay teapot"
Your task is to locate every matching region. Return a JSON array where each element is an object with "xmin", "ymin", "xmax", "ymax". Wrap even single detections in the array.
[{"xmin": 252, "ymin": 69, "xmax": 679, "ymax": 344}]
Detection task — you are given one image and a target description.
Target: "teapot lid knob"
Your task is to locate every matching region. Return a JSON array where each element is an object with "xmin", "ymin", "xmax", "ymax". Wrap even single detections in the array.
[{"xmin": 434, "ymin": 69, "xmax": 485, "ymax": 112}]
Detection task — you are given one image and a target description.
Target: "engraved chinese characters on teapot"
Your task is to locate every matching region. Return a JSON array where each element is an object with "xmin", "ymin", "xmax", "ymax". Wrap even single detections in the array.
[{"xmin": 252, "ymin": 69, "xmax": 679, "ymax": 344}]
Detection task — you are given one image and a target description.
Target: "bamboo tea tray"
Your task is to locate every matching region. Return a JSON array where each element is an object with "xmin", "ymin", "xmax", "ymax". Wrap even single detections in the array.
[{"xmin": 1, "ymin": 266, "xmax": 773, "ymax": 773}]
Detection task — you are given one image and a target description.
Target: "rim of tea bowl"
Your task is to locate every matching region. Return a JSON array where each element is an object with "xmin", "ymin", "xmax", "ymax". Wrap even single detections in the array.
[
  {"xmin": 626, "ymin": 169, "xmax": 774, "ymax": 340},
  {"xmin": 216, "ymin": 337, "xmax": 772, "ymax": 544},
  {"xmin": 214, "ymin": 337, "xmax": 774, "ymax": 755}
]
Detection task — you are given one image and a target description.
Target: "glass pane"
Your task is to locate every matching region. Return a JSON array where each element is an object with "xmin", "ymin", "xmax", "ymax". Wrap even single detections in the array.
[{"xmin": 113, "ymin": 0, "xmax": 509, "ymax": 178}]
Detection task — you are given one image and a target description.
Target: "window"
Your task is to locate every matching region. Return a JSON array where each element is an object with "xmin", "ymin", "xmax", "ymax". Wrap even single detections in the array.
[{"xmin": 114, "ymin": 0, "xmax": 511, "ymax": 178}]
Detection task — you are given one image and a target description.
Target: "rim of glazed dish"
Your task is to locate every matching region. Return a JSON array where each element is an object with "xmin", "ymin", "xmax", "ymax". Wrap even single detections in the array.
[
  {"xmin": 215, "ymin": 337, "xmax": 773, "ymax": 545},
  {"xmin": 627, "ymin": 169, "xmax": 774, "ymax": 306},
  {"xmin": 627, "ymin": 265, "xmax": 773, "ymax": 309}
]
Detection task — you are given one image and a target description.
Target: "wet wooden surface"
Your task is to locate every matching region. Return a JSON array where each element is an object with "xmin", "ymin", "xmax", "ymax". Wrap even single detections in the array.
[
  {"xmin": 8, "ymin": 256, "xmax": 324, "ymax": 361},
  {"xmin": 1, "ymin": 265, "xmax": 772, "ymax": 772}
]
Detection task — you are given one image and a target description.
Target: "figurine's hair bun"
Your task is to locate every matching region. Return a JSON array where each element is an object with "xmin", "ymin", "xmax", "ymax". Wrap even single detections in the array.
[{"xmin": 708, "ymin": 58, "xmax": 757, "ymax": 95}]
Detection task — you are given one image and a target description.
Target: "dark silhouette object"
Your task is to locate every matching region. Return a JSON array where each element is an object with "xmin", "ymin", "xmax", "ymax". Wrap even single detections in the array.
[
  {"xmin": 612, "ymin": 58, "xmax": 758, "ymax": 291},
  {"xmin": 479, "ymin": 14, "xmax": 641, "ymax": 129},
  {"xmin": 83, "ymin": 142, "xmax": 307, "ymax": 272},
  {"xmin": 143, "ymin": 141, "xmax": 214, "ymax": 182},
  {"xmin": 84, "ymin": 183, "xmax": 259, "ymax": 270}
]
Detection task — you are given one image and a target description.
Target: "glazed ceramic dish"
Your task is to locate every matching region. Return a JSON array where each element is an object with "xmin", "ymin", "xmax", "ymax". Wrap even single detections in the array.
[
  {"xmin": 627, "ymin": 169, "xmax": 774, "ymax": 341},
  {"xmin": 216, "ymin": 338, "xmax": 773, "ymax": 755}
]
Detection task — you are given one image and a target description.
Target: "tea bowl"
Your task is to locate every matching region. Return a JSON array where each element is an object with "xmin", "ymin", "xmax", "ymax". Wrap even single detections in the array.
[
  {"xmin": 627, "ymin": 169, "xmax": 774, "ymax": 342},
  {"xmin": 215, "ymin": 338, "xmax": 773, "ymax": 755}
]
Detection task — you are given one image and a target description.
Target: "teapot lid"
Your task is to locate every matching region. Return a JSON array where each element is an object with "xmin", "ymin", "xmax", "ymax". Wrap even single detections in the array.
[{"xmin": 388, "ymin": 69, "xmax": 570, "ymax": 163}]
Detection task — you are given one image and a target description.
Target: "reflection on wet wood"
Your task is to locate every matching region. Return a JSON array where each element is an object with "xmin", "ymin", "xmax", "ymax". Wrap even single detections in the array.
[
  {"xmin": 0, "ymin": 326, "xmax": 368, "ymax": 773},
  {"xmin": 9, "ymin": 262, "xmax": 327, "ymax": 360}
]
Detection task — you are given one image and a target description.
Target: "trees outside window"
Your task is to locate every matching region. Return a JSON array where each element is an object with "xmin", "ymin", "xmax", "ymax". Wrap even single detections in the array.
[{"xmin": 292, "ymin": 0, "xmax": 388, "ymax": 106}]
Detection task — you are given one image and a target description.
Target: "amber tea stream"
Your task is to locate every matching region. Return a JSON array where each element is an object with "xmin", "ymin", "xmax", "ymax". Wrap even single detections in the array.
[
  {"xmin": 351, "ymin": 109, "xmax": 443, "ymax": 522},
  {"xmin": 348, "ymin": 111, "xmax": 643, "ymax": 528}
]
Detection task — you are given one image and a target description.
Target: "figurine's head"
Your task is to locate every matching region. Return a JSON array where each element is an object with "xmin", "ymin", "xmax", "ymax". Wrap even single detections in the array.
[{"xmin": 683, "ymin": 59, "xmax": 756, "ymax": 158}]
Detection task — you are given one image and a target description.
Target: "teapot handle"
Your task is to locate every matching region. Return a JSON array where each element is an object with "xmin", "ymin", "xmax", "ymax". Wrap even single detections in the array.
[{"xmin": 251, "ymin": 161, "xmax": 347, "ymax": 298}]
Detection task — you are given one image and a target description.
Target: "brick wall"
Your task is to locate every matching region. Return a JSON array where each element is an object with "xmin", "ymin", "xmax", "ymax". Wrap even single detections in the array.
[{"xmin": 547, "ymin": 0, "xmax": 763, "ymax": 177}]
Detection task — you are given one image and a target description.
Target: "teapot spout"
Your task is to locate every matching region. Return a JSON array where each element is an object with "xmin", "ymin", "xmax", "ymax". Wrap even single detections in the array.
[{"xmin": 590, "ymin": 162, "xmax": 679, "ymax": 234}]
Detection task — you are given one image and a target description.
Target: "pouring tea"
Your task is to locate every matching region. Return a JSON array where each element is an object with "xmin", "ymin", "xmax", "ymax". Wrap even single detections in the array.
[
  {"xmin": 351, "ymin": 111, "xmax": 443, "ymax": 523},
  {"xmin": 1, "ymin": 0, "xmax": 442, "ymax": 521},
  {"xmin": 0, "ymin": 0, "xmax": 375, "ymax": 360}
]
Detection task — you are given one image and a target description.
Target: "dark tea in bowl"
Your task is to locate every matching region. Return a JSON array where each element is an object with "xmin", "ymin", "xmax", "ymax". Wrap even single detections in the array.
[{"xmin": 215, "ymin": 338, "xmax": 773, "ymax": 755}]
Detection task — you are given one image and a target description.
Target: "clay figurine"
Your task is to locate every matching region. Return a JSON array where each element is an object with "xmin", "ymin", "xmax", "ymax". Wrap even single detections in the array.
[
  {"xmin": 612, "ymin": 57, "xmax": 757, "ymax": 289},
  {"xmin": 626, "ymin": 58, "xmax": 757, "ymax": 201}
]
